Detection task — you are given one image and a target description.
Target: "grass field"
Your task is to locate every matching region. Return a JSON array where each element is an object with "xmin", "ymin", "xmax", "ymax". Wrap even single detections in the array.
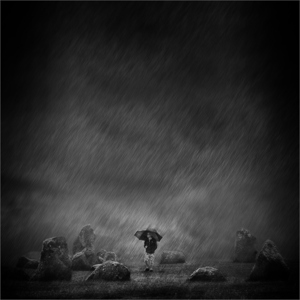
[{"xmin": 2, "ymin": 261, "xmax": 299, "ymax": 299}]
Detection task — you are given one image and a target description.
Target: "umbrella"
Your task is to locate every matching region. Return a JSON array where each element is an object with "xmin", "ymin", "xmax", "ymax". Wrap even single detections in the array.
[{"xmin": 134, "ymin": 227, "xmax": 163, "ymax": 242}]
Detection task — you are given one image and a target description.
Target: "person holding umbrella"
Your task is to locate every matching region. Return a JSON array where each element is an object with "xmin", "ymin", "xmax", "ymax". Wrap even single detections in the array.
[
  {"xmin": 144, "ymin": 232, "xmax": 157, "ymax": 272},
  {"xmin": 134, "ymin": 227, "xmax": 162, "ymax": 272}
]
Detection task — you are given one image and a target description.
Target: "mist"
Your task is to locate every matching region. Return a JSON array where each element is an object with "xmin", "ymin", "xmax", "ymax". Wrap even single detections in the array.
[{"xmin": 1, "ymin": 2, "xmax": 299, "ymax": 266}]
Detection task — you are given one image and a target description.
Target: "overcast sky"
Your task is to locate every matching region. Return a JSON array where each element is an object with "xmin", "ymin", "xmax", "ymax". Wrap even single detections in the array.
[{"xmin": 1, "ymin": 2, "xmax": 299, "ymax": 264}]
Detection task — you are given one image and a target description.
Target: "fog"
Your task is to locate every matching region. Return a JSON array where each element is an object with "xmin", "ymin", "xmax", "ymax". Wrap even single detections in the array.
[{"xmin": 1, "ymin": 2, "xmax": 299, "ymax": 266}]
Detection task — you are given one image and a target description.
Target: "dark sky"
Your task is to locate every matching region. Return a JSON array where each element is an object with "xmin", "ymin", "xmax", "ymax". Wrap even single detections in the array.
[{"xmin": 1, "ymin": 2, "xmax": 299, "ymax": 265}]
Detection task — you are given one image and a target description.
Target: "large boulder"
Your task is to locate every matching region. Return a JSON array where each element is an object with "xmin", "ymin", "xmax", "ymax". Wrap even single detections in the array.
[
  {"xmin": 31, "ymin": 236, "xmax": 72, "ymax": 281},
  {"xmin": 86, "ymin": 261, "xmax": 130, "ymax": 281},
  {"xmin": 249, "ymin": 240, "xmax": 290, "ymax": 281},
  {"xmin": 16, "ymin": 256, "xmax": 39, "ymax": 269},
  {"xmin": 104, "ymin": 251, "xmax": 117, "ymax": 262},
  {"xmin": 160, "ymin": 251, "xmax": 186, "ymax": 264},
  {"xmin": 73, "ymin": 224, "xmax": 96, "ymax": 254},
  {"xmin": 233, "ymin": 228, "xmax": 257, "ymax": 262},
  {"xmin": 188, "ymin": 266, "xmax": 226, "ymax": 282}
]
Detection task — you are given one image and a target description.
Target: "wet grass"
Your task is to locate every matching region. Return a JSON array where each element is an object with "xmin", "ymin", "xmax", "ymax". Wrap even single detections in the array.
[{"xmin": 2, "ymin": 261, "xmax": 299, "ymax": 299}]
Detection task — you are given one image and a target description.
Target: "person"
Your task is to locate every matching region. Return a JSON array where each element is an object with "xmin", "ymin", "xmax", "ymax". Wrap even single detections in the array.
[{"xmin": 144, "ymin": 232, "xmax": 157, "ymax": 272}]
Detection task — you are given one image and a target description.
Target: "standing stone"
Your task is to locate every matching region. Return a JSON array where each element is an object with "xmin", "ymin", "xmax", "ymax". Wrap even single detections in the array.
[
  {"xmin": 160, "ymin": 251, "xmax": 186, "ymax": 264},
  {"xmin": 73, "ymin": 224, "xmax": 96, "ymax": 254},
  {"xmin": 188, "ymin": 266, "xmax": 226, "ymax": 281},
  {"xmin": 233, "ymin": 228, "xmax": 257, "ymax": 262},
  {"xmin": 86, "ymin": 261, "xmax": 130, "ymax": 281},
  {"xmin": 31, "ymin": 236, "xmax": 72, "ymax": 281},
  {"xmin": 249, "ymin": 240, "xmax": 290, "ymax": 281},
  {"xmin": 72, "ymin": 225, "xmax": 99, "ymax": 270}
]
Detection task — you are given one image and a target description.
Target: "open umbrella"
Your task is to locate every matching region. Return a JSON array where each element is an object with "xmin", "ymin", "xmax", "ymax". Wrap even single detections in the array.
[{"xmin": 134, "ymin": 227, "xmax": 163, "ymax": 242}]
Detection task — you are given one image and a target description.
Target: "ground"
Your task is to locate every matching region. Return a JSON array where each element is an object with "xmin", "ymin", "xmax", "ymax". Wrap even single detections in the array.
[{"xmin": 1, "ymin": 261, "xmax": 299, "ymax": 299}]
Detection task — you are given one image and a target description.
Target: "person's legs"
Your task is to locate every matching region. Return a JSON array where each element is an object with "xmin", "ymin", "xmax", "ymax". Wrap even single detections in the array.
[
  {"xmin": 149, "ymin": 254, "xmax": 155, "ymax": 271},
  {"xmin": 144, "ymin": 253, "xmax": 150, "ymax": 271}
]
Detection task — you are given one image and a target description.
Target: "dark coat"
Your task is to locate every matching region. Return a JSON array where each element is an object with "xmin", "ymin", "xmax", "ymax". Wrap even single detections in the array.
[{"xmin": 144, "ymin": 238, "xmax": 157, "ymax": 254}]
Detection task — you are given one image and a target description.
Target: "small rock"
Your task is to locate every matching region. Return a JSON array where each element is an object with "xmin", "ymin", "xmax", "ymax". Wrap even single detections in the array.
[
  {"xmin": 72, "ymin": 251, "xmax": 91, "ymax": 270},
  {"xmin": 16, "ymin": 256, "xmax": 39, "ymax": 269},
  {"xmin": 96, "ymin": 249, "xmax": 106, "ymax": 264},
  {"xmin": 97, "ymin": 256, "xmax": 105, "ymax": 264},
  {"xmin": 249, "ymin": 240, "xmax": 289, "ymax": 281},
  {"xmin": 188, "ymin": 266, "xmax": 226, "ymax": 281},
  {"xmin": 72, "ymin": 247, "xmax": 99, "ymax": 270},
  {"xmin": 86, "ymin": 261, "xmax": 130, "ymax": 281},
  {"xmin": 104, "ymin": 251, "xmax": 117, "ymax": 262},
  {"xmin": 97, "ymin": 249, "xmax": 107, "ymax": 259},
  {"xmin": 160, "ymin": 251, "xmax": 186, "ymax": 264}
]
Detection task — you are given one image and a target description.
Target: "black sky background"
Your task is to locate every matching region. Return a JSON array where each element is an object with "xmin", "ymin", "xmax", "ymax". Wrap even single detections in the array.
[{"xmin": 1, "ymin": 2, "xmax": 299, "ymax": 265}]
